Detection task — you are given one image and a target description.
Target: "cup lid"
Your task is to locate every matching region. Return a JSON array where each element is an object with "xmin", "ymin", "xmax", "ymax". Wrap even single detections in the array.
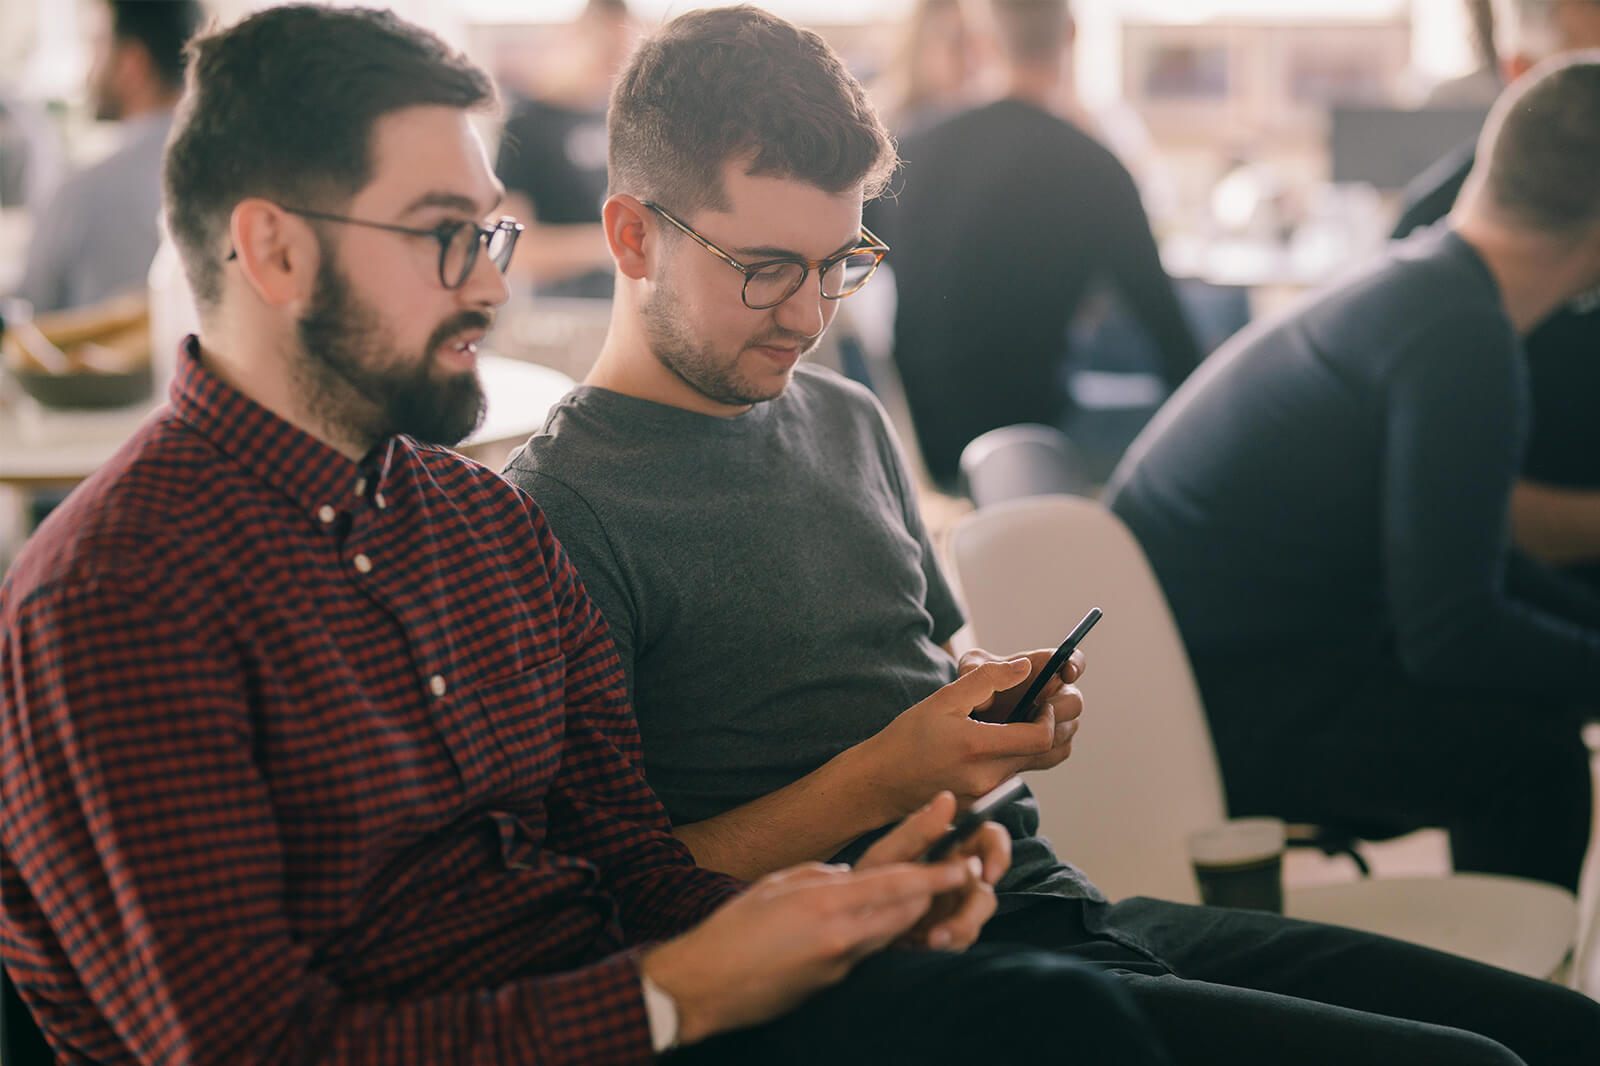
[{"xmin": 1187, "ymin": 817, "xmax": 1286, "ymax": 866}]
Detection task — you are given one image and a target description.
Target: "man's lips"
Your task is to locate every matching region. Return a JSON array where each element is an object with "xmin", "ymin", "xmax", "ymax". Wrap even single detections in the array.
[
  {"xmin": 749, "ymin": 336, "xmax": 811, "ymax": 365},
  {"xmin": 437, "ymin": 329, "xmax": 486, "ymax": 365}
]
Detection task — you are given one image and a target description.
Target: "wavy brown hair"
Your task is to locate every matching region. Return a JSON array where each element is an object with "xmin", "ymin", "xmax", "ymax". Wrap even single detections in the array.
[{"xmin": 607, "ymin": 5, "xmax": 896, "ymax": 213}]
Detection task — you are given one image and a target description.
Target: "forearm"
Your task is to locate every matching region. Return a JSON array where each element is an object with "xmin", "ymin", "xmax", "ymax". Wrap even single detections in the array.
[
  {"xmin": 674, "ymin": 740, "xmax": 899, "ymax": 880},
  {"xmin": 1511, "ymin": 480, "xmax": 1600, "ymax": 566}
]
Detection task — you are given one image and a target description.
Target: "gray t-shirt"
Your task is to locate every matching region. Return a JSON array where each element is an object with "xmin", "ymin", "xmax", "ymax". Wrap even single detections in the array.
[{"xmin": 505, "ymin": 364, "xmax": 1098, "ymax": 903}]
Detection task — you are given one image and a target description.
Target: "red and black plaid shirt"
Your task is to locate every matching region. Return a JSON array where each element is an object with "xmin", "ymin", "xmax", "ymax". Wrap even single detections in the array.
[{"xmin": 1, "ymin": 338, "xmax": 740, "ymax": 1065}]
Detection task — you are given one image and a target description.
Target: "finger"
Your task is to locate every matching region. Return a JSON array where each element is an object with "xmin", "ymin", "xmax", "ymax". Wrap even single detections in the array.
[
  {"xmin": 970, "ymin": 702, "xmax": 1058, "ymax": 760},
  {"xmin": 1024, "ymin": 737, "xmax": 1075, "ymax": 772},
  {"xmin": 966, "ymin": 821, "xmax": 1012, "ymax": 886},
  {"xmin": 760, "ymin": 861, "xmax": 853, "ymax": 888},
  {"xmin": 1063, "ymin": 648, "xmax": 1086, "ymax": 683},
  {"xmin": 1039, "ymin": 687, "xmax": 1084, "ymax": 732},
  {"xmin": 858, "ymin": 792, "xmax": 958, "ymax": 867},
  {"xmin": 930, "ymin": 657, "xmax": 1032, "ymax": 719},
  {"xmin": 927, "ymin": 858, "xmax": 998, "ymax": 950},
  {"xmin": 958, "ymin": 649, "xmax": 1003, "ymax": 711},
  {"xmin": 812, "ymin": 864, "xmax": 965, "ymax": 942}
]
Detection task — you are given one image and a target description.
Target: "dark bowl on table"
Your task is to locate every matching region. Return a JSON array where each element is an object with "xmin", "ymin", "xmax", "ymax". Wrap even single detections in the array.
[{"xmin": 10, "ymin": 365, "xmax": 155, "ymax": 410}]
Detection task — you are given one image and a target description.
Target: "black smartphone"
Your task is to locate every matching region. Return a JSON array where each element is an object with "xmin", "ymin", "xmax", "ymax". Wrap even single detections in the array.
[
  {"xmin": 1001, "ymin": 606, "xmax": 1102, "ymax": 724},
  {"xmin": 921, "ymin": 777, "xmax": 1028, "ymax": 863}
]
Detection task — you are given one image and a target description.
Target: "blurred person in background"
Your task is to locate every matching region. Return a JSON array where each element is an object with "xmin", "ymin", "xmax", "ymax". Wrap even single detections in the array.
[
  {"xmin": 882, "ymin": 0, "xmax": 1200, "ymax": 489},
  {"xmin": 872, "ymin": 0, "xmax": 981, "ymax": 138},
  {"xmin": 494, "ymin": 0, "xmax": 636, "ymax": 298},
  {"xmin": 1423, "ymin": 0, "xmax": 1505, "ymax": 107},
  {"xmin": 11, "ymin": 0, "xmax": 202, "ymax": 314},
  {"xmin": 1107, "ymin": 53, "xmax": 1600, "ymax": 896},
  {"xmin": 0, "ymin": 89, "xmax": 64, "ymax": 212},
  {"xmin": 1397, "ymin": 0, "xmax": 1600, "ymax": 587}
]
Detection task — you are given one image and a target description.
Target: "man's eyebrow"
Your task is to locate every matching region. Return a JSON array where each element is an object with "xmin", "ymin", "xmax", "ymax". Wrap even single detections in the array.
[
  {"xmin": 733, "ymin": 233, "xmax": 863, "ymax": 262},
  {"xmin": 399, "ymin": 188, "xmax": 506, "ymax": 218}
]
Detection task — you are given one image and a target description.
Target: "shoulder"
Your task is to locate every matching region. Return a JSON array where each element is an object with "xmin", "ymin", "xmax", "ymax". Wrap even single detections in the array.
[
  {"xmin": 506, "ymin": 388, "xmax": 622, "ymax": 482},
  {"xmin": 410, "ymin": 439, "xmax": 542, "ymax": 524},
  {"xmin": 2, "ymin": 415, "xmax": 232, "ymax": 614},
  {"xmin": 787, "ymin": 364, "xmax": 891, "ymax": 430}
]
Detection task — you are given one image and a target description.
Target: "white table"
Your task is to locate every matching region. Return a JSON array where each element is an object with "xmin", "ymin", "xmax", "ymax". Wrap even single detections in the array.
[
  {"xmin": 0, "ymin": 353, "xmax": 574, "ymax": 490},
  {"xmin": 1287, "ymin": 874, "xmax": 1578, "ymax": 980}
]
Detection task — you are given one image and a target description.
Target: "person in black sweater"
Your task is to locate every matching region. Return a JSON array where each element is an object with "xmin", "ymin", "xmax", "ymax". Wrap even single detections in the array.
[
  {"xmin": 1105, "ymin": 54, "xmax": 1600, "ymax": 892},
  {"xmin": 1394, "ymin": 2, "xmax": 1600, "ymax": 586},
  {"xmin": 883, "ymin": 0, "xmax": 1198, "ymax": 488}
]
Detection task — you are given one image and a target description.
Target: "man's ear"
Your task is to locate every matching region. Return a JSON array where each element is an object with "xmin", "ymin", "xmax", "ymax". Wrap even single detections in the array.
[
  {"xmin": 228, "ymin": 199, "xmax": 318, "ymax": 310},
  {"xmin": 603, "ymin": 194, "xmax": 652, "ymax": 280}
]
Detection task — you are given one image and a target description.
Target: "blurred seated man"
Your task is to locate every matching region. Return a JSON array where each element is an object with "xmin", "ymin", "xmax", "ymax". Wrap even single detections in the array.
[
  {"xmin": 12, "ymin": 0, "xmax": 201, "ymax": 313},
  {"xmin": 1396, "ymin": 0, "xmax": 1600, "ymax": 586},
  {"xmin": 494, "ymin": 0, "xmax": 633, "ymax": 298},
  {"xmin": 505, "ymin": 9, "xmax": 1600, "ymax": 1064},
  {"xmin": 1106, "ymin": 53, "xmax": 1600, "ymax": 894},
  {"xmin": 883, "ymin": 0, "xmax": 1199, "ymax": 488},
  {"xmin": 0, "ymin": 7, "xmax": 1173, "ymax": 1065}
]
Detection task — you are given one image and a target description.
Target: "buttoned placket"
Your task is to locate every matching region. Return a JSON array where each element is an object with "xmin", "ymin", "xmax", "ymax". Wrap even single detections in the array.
[{"xmin": 337, "ymin": 444, "xmax": 452, "ymax": 707}]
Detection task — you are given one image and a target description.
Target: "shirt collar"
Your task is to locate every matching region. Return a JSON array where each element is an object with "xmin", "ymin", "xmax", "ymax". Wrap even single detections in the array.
[{"xmin": 167, "ymin": 334, "xmax": 396, "ymax": 522}]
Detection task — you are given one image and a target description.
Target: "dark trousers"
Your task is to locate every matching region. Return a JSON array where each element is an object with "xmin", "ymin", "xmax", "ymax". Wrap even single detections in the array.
[
  {"xmin": 671, "ymin": 940, "xmax": 1173, "ymax": 1065},
  {"xmin": 1198, "ymin": 650, "xmax": 1591, "ymax": 891},
  {"xmin": 985, "ymin": 895, "xmax": 1600, "ymax": 1066}
]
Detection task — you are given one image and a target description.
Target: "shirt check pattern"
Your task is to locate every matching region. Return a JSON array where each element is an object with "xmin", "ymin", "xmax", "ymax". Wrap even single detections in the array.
[{"xmin": 0, "ymin": 338, "xmax": 741, "ymax": 1065}]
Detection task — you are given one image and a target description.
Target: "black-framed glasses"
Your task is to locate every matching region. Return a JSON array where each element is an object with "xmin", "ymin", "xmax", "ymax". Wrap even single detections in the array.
[
  {"xmin": 642, "ymin": 201, "xmax": 888, "ymax": 310},
  {"xmin": 228, "ymin": 206, "xmax": 524, "ymax": 290}
]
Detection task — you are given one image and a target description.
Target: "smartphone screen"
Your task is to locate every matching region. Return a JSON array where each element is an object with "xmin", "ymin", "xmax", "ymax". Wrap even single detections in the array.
[{"xmin": 1002, "ymin": 606, "xmax": 1102, "ymax": 724}]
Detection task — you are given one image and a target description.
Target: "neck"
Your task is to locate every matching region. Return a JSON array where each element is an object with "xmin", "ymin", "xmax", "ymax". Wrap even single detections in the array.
[
  {"xmin": 1003, "ymin": 61, "xmax": 1061, "ymax": 108},
  {"xmin": 1452, "ymin": 210, "xmax": 1599, "ymax": 335},
  {"xmin": 585, "ymin": 288, "xmax": 754, "ymax": 418},
  {"xmin": 117, "ymin": 84, "xmax": 179, "ymax": 123},
  {"xmin": 200, "ymin": 312, "xmax": 377, "ymax": 460}
]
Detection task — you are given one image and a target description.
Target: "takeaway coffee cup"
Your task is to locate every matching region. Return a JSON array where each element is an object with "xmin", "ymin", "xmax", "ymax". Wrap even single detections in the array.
[{"xmin": 1186, "ymin": 817, "xmax": 1286, "ymax": 913}]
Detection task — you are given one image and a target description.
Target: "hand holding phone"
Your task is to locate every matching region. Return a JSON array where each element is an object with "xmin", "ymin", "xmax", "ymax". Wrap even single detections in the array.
[
  {"xmin": 1002, "ymin": 607, "xmax": 1102, "ymax": 724},
  {"xmin": 920, "ymin": 777, "xmax": 1027, "ymax": 863}
]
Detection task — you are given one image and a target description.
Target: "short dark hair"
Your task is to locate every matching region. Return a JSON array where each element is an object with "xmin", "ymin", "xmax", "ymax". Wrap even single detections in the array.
[
  {"xmin": 607, "ymin": 4, "xmax": 895, "ymax": 213},
  {"xmin": 163, "ymin": 5, "xmax": 496, "ymax": 309},
  {"xmin": 109, "ymin": 0, "xmax": 203, "ymax": 91},
  {"xmin": 989, "ymin": 0, "xmax": 1072, "ymax": 68},
  {"xmin": 1479, "ymin": 50, "xmax": 1600, "ymax": 236}
]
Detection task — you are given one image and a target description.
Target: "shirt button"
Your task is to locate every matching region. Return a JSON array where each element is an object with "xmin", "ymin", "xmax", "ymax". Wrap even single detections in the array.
[
  {"xmin": 318, "ymin": 505, "xmax": 336, "ymax": 525},
  {"xmin": 353, "ymin": 553, "xmax": 373, "ymax": 574},
  {"xmin": 355, "ymin": 477, "xmax": 367, "ymax": 497},
  {"xmin": 429, "ymin": 674, "xmax": 448, "ymax": 697},
  {"xmin": 375, "ymin": 492, "xmax": 388, "ymax": 510}
]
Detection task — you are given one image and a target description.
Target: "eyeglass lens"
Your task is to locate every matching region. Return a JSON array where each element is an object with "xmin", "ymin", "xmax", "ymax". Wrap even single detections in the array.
[
  {"xmin": 441, "ymin": 222, "xmax": 520, "ymax": 289},
  {"xmin": 743, "ymin": 251, "xmax": 882, "ymax": 308}
]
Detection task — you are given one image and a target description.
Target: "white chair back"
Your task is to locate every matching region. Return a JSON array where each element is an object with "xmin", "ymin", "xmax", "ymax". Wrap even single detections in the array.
[{"xmin": 949, "ymin": 494, "xmax": 1225, "ymax": 903}]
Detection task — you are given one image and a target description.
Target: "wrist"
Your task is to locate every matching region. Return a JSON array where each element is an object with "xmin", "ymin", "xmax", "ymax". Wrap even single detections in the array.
[
  {"xmin": 639, "ymin": 971, "xmax": 680, "ymax": 1053},
  {"xmin": 834, "ymin": 735, "xmax": 905, "ymax": 828},
  {"xmin": 640, "ymin": 941, "xmax": 717, "ymax": 1046}
]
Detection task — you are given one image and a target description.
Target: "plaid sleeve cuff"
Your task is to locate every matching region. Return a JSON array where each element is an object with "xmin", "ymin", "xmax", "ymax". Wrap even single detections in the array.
[{"xmin": 515, "ymin": 950, "xmax": 657, "ymax": 1066}]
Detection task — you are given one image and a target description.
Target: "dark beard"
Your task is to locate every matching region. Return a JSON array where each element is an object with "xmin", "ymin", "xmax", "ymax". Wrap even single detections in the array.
[{"xmin": 296, "ymin": 250, "xmax": 488, "ymax": 449}]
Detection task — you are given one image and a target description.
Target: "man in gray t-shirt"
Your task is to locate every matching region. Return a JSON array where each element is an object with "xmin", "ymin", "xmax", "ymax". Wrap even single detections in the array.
[
  {"xmin": 510, "ymin": 364, "xmax": 1094, "ymax": 903},
  {"xmin": 501, "ymin": 9, "xmax": 1600, "ymax": 1063}
]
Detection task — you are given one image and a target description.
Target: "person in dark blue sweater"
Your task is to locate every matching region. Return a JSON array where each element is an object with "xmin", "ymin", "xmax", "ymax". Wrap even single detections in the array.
[{"xmin": 1106, "ymin": 53, "xmax": 1600, "ymax": 892}]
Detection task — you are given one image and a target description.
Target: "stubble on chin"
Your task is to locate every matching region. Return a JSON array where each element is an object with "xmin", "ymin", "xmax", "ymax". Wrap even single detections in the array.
[{"xmin": 641, "ymin": 286, "xmax": 814, "ymax": 408}]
